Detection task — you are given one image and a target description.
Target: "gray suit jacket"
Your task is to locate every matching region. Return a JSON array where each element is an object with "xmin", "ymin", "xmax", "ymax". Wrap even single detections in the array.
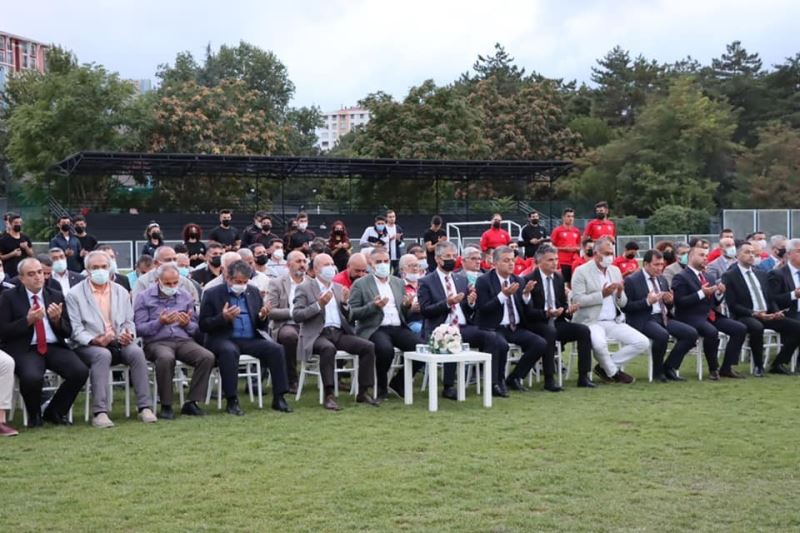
[
  {"xmin": 65, "ymin": 279, "xmax": 137, "ymax": 347},
  {"xmin": 267, "ymin": 274, "xmax": 298, "ymax": 340},
  {"xmin": 292, "ymin": 278, "xmax": 353, "ymax": 362},
  {"xmin": 570, "ymin": 260, "xmax": 628, "ymax": 325},
  {"xmin": 348, "ymin": 274, "xmax": 409, "ymax": 340}
]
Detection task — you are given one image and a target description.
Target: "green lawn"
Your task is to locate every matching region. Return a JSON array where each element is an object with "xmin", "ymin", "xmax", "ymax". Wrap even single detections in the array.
[{"xmin": 2, "ymin": 357, "xmax": 799, "ymax": 532}]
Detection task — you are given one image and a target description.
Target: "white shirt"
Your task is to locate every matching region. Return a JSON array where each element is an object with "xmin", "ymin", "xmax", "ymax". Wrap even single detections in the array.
[
  {"xmin": 27, "ymin": 289, "xmax": 58, "ymax": 345},
  {"xmin": 266, "ymin": 260, "xmax": 288, "ymax": 279},
  {"xmin": 52, "ymin": 271, "xmax": 72, "ymax": 294},
  {"xmin": 316, "ymin": 278, "xmax": 342, "ymax": 329},
  {"xmin": 688, "ymin": 266, "xmax": 715, "ymax": 301},
  {"xmin": 595, "ymin": 268, "xmax": 617, "ymax": 321},
  {"xmin": 288, "ymin": 277, "xmax": 303, "ymax": 323},
  {"xmin": 738, "ymin": 264, "xmax": 766, "ymax": 312},
  {"xmin": 495, "ymin": 273, "xmax": 529, "ymax": 326},
  {"xmin": 436, "ymin": 269, "xmax": 467, "ymax": 326},
  {"xmin": 645, "ymin": 274, "xmax": 663, "ymax": 315},
  {"xmin": 376, "ymin": 277, "xmax": 402, "ymax": 326}
]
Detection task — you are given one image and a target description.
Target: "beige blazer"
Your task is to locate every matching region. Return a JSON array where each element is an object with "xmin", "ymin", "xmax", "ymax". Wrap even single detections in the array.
[{"xmin": 570, "ymin": 260, "xmax": 627, "ymax": 325}]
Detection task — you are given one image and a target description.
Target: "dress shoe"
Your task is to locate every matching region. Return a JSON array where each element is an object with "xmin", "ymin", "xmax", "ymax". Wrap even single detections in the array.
[
  {"xmin": 288, "ymin": 382, "xmax": 299, "ymax": 395},
  {"xmin": 181, "ymin": 401, "xmax": 206, "ymax": 416},
  {"xmin": 159, "ymin": 405, "xmax": 176, "ymax": 420},
  {"xmin": 752, "ymin": 367, "xmax": 765, "ymax": 378},
  {"xmin": 544, "ymin": 383, "xmax": 564, "ymax": 392},
  {"xmin": 138, "ymin": 408, "xmax": 158, "ymax": 423},
  {"xmin": 27, "ymin": 412, "xmax": 43, "ymax": 428},
  {"xmin": 505, "ymin": 377, "xmax": 528, "ymax": 392},
  {"xmin": 226, "ymin": 399, "xmax": 245, "ymax": 416},
  {"xmin": 323, "ymin": 394, "xmax": 342, "ymax": 411},
  {"xmin": 593, "ymin": 364, "xmax": 614, "ymax": 383},
  {"xmin": 664, "ymin": 368, "xmax": 686, "ymax": 382},
  {"xmin": 0, "ymin": 422, "xmax": 19, "ymax": 437},
  {"xmin": 653, "ymin": 374, "xmax": 668, "ymax": 383},
  {"xmin": 612, "ymin": 370, "xmax": 635, "ymax": 384},
  {"xmin": 356, "ymin": 393, "xmax": 380, "ymax": 406},
  {"xmin": 43, "ymin": 409, "xmax": 72, "ymax": 425},
  {"xmin": 491, "ymin": 384, "xmax": 509, "ymax": 398},
  {"xmin": 769, "ymin": 364, "xmax": 793, "ymax": 376},
  {"xmin": 271, "ymin": 396, "xmax": 293, "ymax": 413},
  {"xmin": 442, "ymin": 386, "xmax": 458, "ymax": 400},
  {"xmin": 708, "ymin": 370, "xmax": 720, "ymax": 381},
  {"xmin": 92, "ymin": 412, "xmax": 115, "ymax": 429},
  {"xmin": 719, "ymin": 367, "xmax": 745, "ymax": 379},
  {"xmin": 376, "ymin": 387, "xmax": 390, "ymax": 401},
  {"xmin": 577, "ymin": 378, "xmax": 596, "ymax": 388}
]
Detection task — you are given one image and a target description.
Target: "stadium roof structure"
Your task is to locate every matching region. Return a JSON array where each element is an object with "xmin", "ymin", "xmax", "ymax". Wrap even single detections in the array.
[{"xmin": 52, "ymin": 151, "xmax": 573, "ymax": 182}]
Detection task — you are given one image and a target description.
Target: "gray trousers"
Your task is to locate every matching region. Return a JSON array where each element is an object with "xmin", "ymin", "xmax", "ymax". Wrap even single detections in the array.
[
  {"xmin": 144, "ymin": 339, "xmax": 214, "ymax": 406},
  {"xmin": 76, "ymin": 343, "xmax": 151, "ymax": 414}
]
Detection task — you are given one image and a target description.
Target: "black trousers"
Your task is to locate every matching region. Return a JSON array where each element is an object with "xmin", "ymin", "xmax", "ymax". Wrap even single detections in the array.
[
  {"xmin": 686, "ymin": 316, "xmax": 747, "ymax": 371},
  {"xmin": 313, "ymin": 327, "xmax": 375, "ymax": 394},
  {"xmin": 369, "ymin": 325, "xmax": 422, "ymax": 390},
  {"xmin": 12, "ymin": 344, "xmax": 89, "ymax": 419},
  {"xmin": 560, "ymin": 265, "xmax": 573, "ymax": 285},
  {"xmin": 637, "ymin": 315, "xmax": 698, "ymax": 375},
  {"xmin": 206, "ymin": 337, "xmax": 288, "ymax": 400},
  {"xmin": 496, "ymin": 326, "xmax": 547, "ymax": 383},
  {"xmin": 441, "ymin": 325, "xmax": 506, "ymax": 387},
  {"xmin": 738, "ymin": 316, "xmax": 800, "ymax": 369},
  {"xmin": 529, "ymin": 320, "xmax": 592, "ymax": 381}
]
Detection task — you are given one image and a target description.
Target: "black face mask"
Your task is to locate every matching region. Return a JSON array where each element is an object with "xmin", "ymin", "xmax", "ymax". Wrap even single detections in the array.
[
  {"xmin": 151, "ymin": 231, "xmax": 162, "ymax": 240},
  {"xmin": 625, "ymin": 253, "xmax": 637, "ymax": 259},
  {"xmin": 255, "ymin": 255, "xmax": 268, "ymax": 266},
  {"xmin": 189, "ymin": 231, "xmax": 199, "ymax": 238},
  {"xmin": 585, "ymin": 249, "xmax": 594, "ymax": 257},
  {"xmin": 209, "ymin": 256, "xmax": 222, "ymax": 268},
  {"xmin": 492, "ymin": 221, "xmax": 501, "ymax": 229},
  {"xmin": 530, "ymin": 219, "xmax": 539, "ymax": 225},
  {"xmin": 663, "ymin": 250, "xmax": 675, "ymax": 262},
  {"xmin": 221, "ymin": 220, "xmax": 231, "ymax": 228},
  {"xmin": 441, "ymin": 259, "xmax": 456, "ymax": 272},
  {"xmin": 12, "ymin": 224, "xmax": 22, "ymax": 233},
  {"xmin": 60, "ymin": 224, "xmax": 71, "ymax": 232},
  {"xmin": 262, "ymin": 224, "xmax": 272, "ymax": 232},
  {"xmin": 75, "ymin": 226, "xmax": 86, "ymax": 234},
  {"xmin": 777, "ymin": 248, "xmax": 787, "ymax": 258},
  {"xmin": 596, "ymin": 212, "xmax": 606, "ymax": 220}
]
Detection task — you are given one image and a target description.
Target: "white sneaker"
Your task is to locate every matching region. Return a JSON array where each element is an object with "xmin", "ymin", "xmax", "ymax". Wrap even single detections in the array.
[
  {"xmin": 92, "ymin": 412, "xmax": 115, "ymax": 428},
  {"xmin": 138, "ymin": 408, "xmax": 158, "ymax": 423}
]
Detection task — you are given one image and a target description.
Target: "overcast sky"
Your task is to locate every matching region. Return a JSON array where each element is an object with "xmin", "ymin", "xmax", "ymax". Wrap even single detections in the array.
[{"xmin": 5, "ymin": 0, "xmax": 799, "ymax": 111}]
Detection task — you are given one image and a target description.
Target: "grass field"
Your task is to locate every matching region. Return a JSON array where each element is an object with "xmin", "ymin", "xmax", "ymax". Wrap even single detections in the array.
[{"xmin": 2, "ymin": 356, "xmax": 799, "ymax": 532}]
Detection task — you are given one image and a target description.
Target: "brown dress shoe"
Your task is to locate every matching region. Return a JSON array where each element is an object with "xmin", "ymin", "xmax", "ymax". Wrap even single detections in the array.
[
  {"xmin": 356, "ymin": 393, "xmax": 380, "ymax": 406},
  {"xmin": 593, "ymin": 364, "xmax": 614, "ymax": 383},
  {"xmin": 719, "ymin": 367, "xmax": 745, "ymax": 379},
  {"xmin": 612, "ymin": 370, "xmax": 635, "ymax": 384},
  {"xmin": 0, "ymin": 422, "xmax": 19, "ymax": 437},
  {"xmin": 323, "ymin": 395, "xmax": 342, "ymax": 411}
]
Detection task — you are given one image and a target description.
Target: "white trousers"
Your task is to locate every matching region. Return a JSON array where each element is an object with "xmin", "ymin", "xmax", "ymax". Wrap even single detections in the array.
[
  {"xmin": 588, "ymin": 320, "xmax": 650, "ymax": 377},
  {"xmin": 0, "ymin": 350, "xmax": 15, "ymax": 410}
]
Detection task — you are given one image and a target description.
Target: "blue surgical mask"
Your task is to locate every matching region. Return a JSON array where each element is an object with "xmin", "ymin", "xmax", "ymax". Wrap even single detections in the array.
[
  {"xmin": 52, "ymin": 259, "xmax": 68, "ymax": 274},
  {"xmin": 90, "ymin": 268, "xmax": 110, "ymax": 285},
  {"xmin": 319, "ymin": 265, "xmax": 337, "ymax": 283},
  {"xmin": 178, "ymin": 267, "xmax": 191, "ymax": 277},
  {"xmin": 418, "ymin": 260, "xmax": 428, "ymax": 271},
  {"xmin": 679, "ymin": 253, "xmax": 688, "ymax": 265},
  {"xmin": 109, "ymin": 259, "xmax": 118, "ymax": 273},
  {"xmin": 375, "ymin": 224, "xmax": 386, "ymax": 232},
  {"xmin": 466, "ymin": 272, "xmax": 479, "ymax": 286},
  {"xmin": 161, "ymin": 285, "xmax": 179, "ymax": 297},
  {"xmin": 374, "ymin": 263, "xmax": 391, "ymax": 278}
]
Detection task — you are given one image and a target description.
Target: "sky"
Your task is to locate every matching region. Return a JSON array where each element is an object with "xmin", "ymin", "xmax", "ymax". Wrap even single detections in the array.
[{"xmin": 4, "ymin": 0, "xmax": 799, "ymax": 111}]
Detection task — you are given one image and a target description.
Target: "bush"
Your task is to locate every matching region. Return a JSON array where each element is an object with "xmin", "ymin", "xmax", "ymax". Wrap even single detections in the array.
[{"xmin": 644, "ymin": 204, "xmax": 711, "ymax": 234}]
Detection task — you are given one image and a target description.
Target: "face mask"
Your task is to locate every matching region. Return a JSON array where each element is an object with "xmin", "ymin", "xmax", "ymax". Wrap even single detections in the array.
[
  {"xmin": 12, "ymin": 224, "xmax": 21, "ymax": 233},
  {"xmin": 151, "ymin": 231, "xmax": 162, "ymax": 240},
  {"xmin": 753, "ymin": 256, "xmax": 762, "ymax": 267},
  {"xmin": 492, "ymin": 221, "xmax": 501, "ymax": 229},
  {"xmin": 52, "ymin": 259, "xmax": 68, "ymax": 274},
  {"xmin": 109, "ymin": 259, "xmax": 118, "ymax": 273},
  {"xmin": 75, "ymin": 226, "xmax": 86, "ymax": 234},
  {"xmin": 272, "ymin": 249, "xmax": 284, "ymax": 261},
  {"xmin": 441, "ymin": 259, "xmax": 456, "ymax": 272},
  {"xmin": 679, "ymin": 253, "xmax": 689, "ymax": 265},
  {"xmin": 724, "ymin": 246, "xmax": 737, "ymax": 258},
  {"xmin": 262, "ymin": 224, "xmax": 272, "ymax": 232},
  {"xmin": 466, "ymin": 272, "xmax": 479, "ymax": 286},
  {"xmin": 319, "ymin": 265, "xmax": 337, "ymax": 282},
  {"xmin": 418, "ymin": 260, "xmax": 428, "ymax": 271},
  {"xmin": 209, "ymin": 256, "xmax": 222, "ymax": 268},
  {"xmin": 230, "ymin": 283, "xmax": 247, "ymax": 295},
  {"xmin": 161, "ymin": 285, "xmax": 179, "ymax": 297},
  {"xmin": 254, "ymin": 221, "xmax": 262, "ymax": 229},
  {"xmin": 0, "ymin": 272, "xmax": 4, "ymax": 282},
  {"xmin": 601, "ymin": 255, "xmax": 613, "ymax": 268},
  {"xmin": 298, "ymin": 222, "xmax": 308, "ymax": 231},
  {"xmin": 625, "ymin": 252, "xmax": 637, "ymax": 259},
  {"xmin": 375, "ymin": 224, "xmax": 386, "ymax": 232},
  {"xmin": 405, "ymin": 272, "xmax": 420, "ymax": 283},
  {"xmin": 663, "ymin": 250, "xmax": 675, "ymax": 262},
  {"xmin": 596, "ymin": 212, "xmax": 606, "ymax": 220},
  {"xmin": 334, "ymin": 228, "xmax": 344, "ymax": 234},
  {"xmin": 374, "ymin": 263, "xmax": 391, "ymax": 278},
  {"xmin": 221, "ymin": 220, "xmax": 231, "ymax": 227},
  {"xmin": 178, "ymin": 267, "xmax": 191, "ymax": 277},
  {"xmin": 255, "ymin": 255, "xmax": 268, "ymax": 266},
  {"xmin": 60, "ymin": 223, "xmax": 71, "ymax": 232},
  {"xmin": 776, "ymin": 248, "xmax": 786, "ymax": 258},
  {"xmin": 756, "ymin": 239, "xmax": 767, "ymax": 249},
  {"xmin": 530, "ymin": 219, "xmax": 539, "ymax": 225},
  {"xmin": 90, "ymin": 268, "xmax": 110, "ymax": 285},
  {"xmin": 585, "ymin": 249, "xmax": 594, "ymax": 257}
]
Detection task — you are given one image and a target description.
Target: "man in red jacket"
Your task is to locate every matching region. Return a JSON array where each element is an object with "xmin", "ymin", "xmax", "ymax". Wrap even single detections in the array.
[
  {"xmin": 613, "ymin": 240, "xmax": 640, "ymax": 277},
  {"xmin": 480, "ymin": 213, "xmax": 512, "ymax": 252},
  {"xmin": 550, "ymin": 208, "xmax": 582, "ymax": 284},
  {"xmin": 584, "ymin": 201, "xmax": 616, "ymax": 242}
]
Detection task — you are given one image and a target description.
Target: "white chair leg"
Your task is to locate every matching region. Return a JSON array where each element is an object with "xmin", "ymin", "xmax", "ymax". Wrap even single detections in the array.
[{"xmin": 295, "ymin": 361, "xmax": 307, "ymax": 401}]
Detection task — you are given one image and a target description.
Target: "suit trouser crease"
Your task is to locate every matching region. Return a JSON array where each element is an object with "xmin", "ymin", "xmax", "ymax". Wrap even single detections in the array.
[{"xmin": 144, "ymin": 339, "xmax": 215, "ymax": 405}]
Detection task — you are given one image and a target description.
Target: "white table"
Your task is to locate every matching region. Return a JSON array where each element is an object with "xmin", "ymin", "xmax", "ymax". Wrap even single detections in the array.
[{"xmin": 403, "ymin": 351, "xmax": 492, "ymax": 412}]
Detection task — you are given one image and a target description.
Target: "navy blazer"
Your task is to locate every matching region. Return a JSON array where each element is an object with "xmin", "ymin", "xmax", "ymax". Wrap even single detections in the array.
[
  {"xmin": 417, "ymin": 270, "xmax": 476, "ymax": 338},
  {"xmin": 524, "ymin": 268, "xmax": 570, "ymax": 323},
  {"xmin": 474, "ymin": 270, "xmax": 534, "ymax": 330},
  {"xmin": 671, "ymin": 267, "xmax": 721, "ymax": 325},
  {"xmin": 722, "ymin": 266, "xmax": 776, "ymax": 319},
  {"xmin": 767, "ymin": 265, "xmax": 800, "ymax": 319},
  {"xmin": 622, "ymin": 269, "xmax": 672, "ymax": 330},
  {"xmin": 0, "ymin": 283, "xmax": 73, "ymax": 354},
  {"xmin": 199, "ymin": 283, "xmax": 267, "ymax": 340}
]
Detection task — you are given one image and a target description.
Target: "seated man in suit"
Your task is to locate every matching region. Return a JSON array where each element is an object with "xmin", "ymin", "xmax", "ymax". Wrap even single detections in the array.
[
  {"xmin": 134, "ymin": 263, "xmax": 215, "ymax": 419},
  {"xmin": 49, "ymin": 247, "xmax": 85, "ymax": 293},
  {"xmin": 199, "ymin": 259, "xmax": 291, "ymax": 415},
  {"xmin": 526, "ymin": 244, "xmax": 595, "ymax": 388},
  {"xmin": 267, "ymin": 250, "xmax": 309, "ymax": 393},
  {"xmin": 571, "ymin": 237, "xmax": 649, "ymax": 384},
  {"xmin": 623, "ymin": 249, "xmax": 698, "ymax": 382},
  {"xmin": 292, "ymin": 253, "xmax": 379, "ymax": 410},
  {"xmin": 417, "ymin": 241, "xmax": 506, "ymax": 399},
  {"xmin": 705, "ymin": 237, "xmax": 737, "ymax": 284},
  {"xmin": 723, "ymin": 241, "xmax": 800, "ymax": 376},
  {"xmin": 0, "ymin": 258, "xmax": 89, "ymax": 427},
  {"xmin": 767, "ymin": 238, "xmax": 800, "ymax": 374},
  {"xmin": 349, "ymin": 247, "xmax": 421, "ymax": 399},
  {"xmin": 671, "ymin": 246, "xmax": 747, "ymax": 380},
  {"xmin": 475, "ymin": 246, "xmax": 553, "ymax": 396},
  {"xmin": 66, "ymin": 251, "xmax": 157, "ymax": 427}
]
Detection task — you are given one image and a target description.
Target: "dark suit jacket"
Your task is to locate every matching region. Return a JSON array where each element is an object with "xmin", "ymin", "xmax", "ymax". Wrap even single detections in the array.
[
  {"xmin": 524, "ymin": 268, "xmax": 571, "ymax": 324},
  {"xmin": 474, "ymin": 270, "xmax": 534, "ymax": 331},
  {"xmin": 671, "ymin": 267, "xmax": 721, "ymax": 325},
  {"xmin": 112, "ymin": 273, "xmax": 131, "ymax": 292},
  {"xmin": 721, "ymin": 266, "xmax": 776, "ymax": 319},
  {"xmin": 622, "ymin": 269, "xmax": 672, "ymax": 330},
  {"xmin": 417, "ymin": 270, "xmax": 476, "ymax": 338},
  {"xmin": 199, "ymin": 283, "xmax": 267, "ymax": 341},
  {"xmin": 768, "ymin": 265, "xmax": 800, "ymax": 319},
  {"xmin": 0, "ymin": 283, "xmax": 73, "ymax": 354},
  {"xmin": 10, "ymin": 274, "xmax": 83, "ymax": 294}
]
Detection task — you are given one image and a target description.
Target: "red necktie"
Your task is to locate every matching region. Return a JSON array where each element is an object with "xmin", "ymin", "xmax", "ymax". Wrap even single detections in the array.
[
  {"xmin": 32, "ymin": 294, "xmax": 47, "ymax": 356},
  {"xmin": 697, "ymin": 272, "xmax": 716, "ymax": 322}
]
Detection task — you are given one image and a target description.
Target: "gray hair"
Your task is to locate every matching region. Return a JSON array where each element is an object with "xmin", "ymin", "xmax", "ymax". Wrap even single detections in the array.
[
  {"xmin": 85, "ymin": 250, "xmax": 111, "ymax": 268},
  {"xmin": 787, "ymin": 238, "xmax": 800, "ymax": 252},
  {"xmin": 48, "ymin": 246, "xmax": 66, "ymax": 255},
  {"xmin": 369, "ymin": 247, "xmax": 388, "ymax": 259},
  {"xmin": 155, "ymin": 246, "xmax": 176, "ymax": 262},
  {"xmin": 237, "ymin": 248, "xmax": 253, "ymax": 259},
  {"xmin": 673, "ymin": 241, "xmax": 690, "ymax": 251},
  {"xmin": 221, "ymin": 251, "xmax": 242, "ymax": 268},
  {"xmin": 535, "ymin": 244, "xmax": 558, "ymax": 261},
  {"xmin": 434, "ymin": 240, "xmax": 456, "ymax": 258},
  {"xmin": 462, "ymin": 246, "xmax": 481, "ymax": 259},
  {"xmin": 157, "ymin": 263, "xmax": 180, "ymax": 278},
  {"xmin": 226, "ymin": 259, "xmax": 252, "ymax": 279},
  {"xmin": 771, "ymin": 235, "xmax": 787, "ymax": 247},
  {"xmin": 398, "ymin": 254, "xmax": 418, "ymax": 271},
  {"xmin": 493, "ymin": 246, "xmax": 513, "ymax": 264},
  {"xmin": 593, "ymin": 237, "xmax": 614, "ymax": 253}
]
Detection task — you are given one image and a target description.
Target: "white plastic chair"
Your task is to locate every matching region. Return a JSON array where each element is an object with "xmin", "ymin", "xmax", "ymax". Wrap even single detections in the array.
[
  {"xmin": 84, "ymin": 364, "xmax": 133, "ymax": 421},
  {"xmin": 295, "ymin": 350, "xmax": 358, "ymax": 404},
  {"xmin": 741, "ymin": 329, "xmax": 781, "ymax": 373},
  {"xmin": 206, "ymin": 355, "xmax": 263, "ymax": 409},
  {"xmin": 11, "ymin": 371, "xmax": 74, "ymax": 426}
]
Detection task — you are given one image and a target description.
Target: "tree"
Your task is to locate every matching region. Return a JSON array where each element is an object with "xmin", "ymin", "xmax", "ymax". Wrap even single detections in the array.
[
  {"xmin": 732, "ymin": 122, "xmax": 800, "ymax": 208},
  {"xmin": 764, "ymin": 53, "xmax": 800, "ymax": 128},
  {"xmin": 711, "ymin": 41, "xmax": 763, "ymax": 78},
  {"xmin": 459, "ymin": 43, "xmax": 527, "ymax": 97},
  {"xmin": 644, "ymin": 204, "xmax": 711, "ymax": 234}
]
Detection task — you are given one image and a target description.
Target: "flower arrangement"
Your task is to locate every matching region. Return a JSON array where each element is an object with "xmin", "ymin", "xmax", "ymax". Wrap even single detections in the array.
[{"xmin": 430, "ymin": 324, "xmax": 463, "ymax": 354}]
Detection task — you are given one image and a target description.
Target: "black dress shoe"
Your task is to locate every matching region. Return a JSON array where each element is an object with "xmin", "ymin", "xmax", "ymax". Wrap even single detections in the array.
[
  {"xmin": 27, "ymin": 412, "xmax": 43, "ymax": 428},
  {"xmin": 323, "ymin": 394, "xmax": 342, "ymax": 411},
  {"xmin": 271, "ymin": 396, "xmax": 293, "ymax": 413},
  {"xmin": 769, "ymin": 364, "xmax": 793, "ymax": 376},
  {"xmin": 505, "ymin": 377, "xmax": 528, "ymax": 392},
  {"xmin": 593, "ymin": 364, "xmax": 614, "ymax": 383},
  {"xmin": 356, "ymin": 393, "xmax": 380, "ymax": 406},
  {"xmin": 719, "ymin": 367, "xmax": 745, "ymax": 379},
  {"xmin": 43, "ymin": 409, "xmax": 72, "ymax": 425},
  {"xmin": 376, "ymin": 387, "xmax": 390, "ymax": 401},
  {"xmin": 752, "ymin": 367, "xmax": 765, "ymax": 378},
  {"xmin": 577, "ymin": 378, "xmax": 597, "ymax": 388},
  {"xmin": 160, "ymin": 405, "xmax": 176, "ymax": 420},
  {"xmin": 664, "ymin": 368, "xmax": 686, "ymax": 382},
  {"xmin": 543, "ymin": 383, "xmax": 564, "ymax": 392},
  {"xmin": 442, "ymin": 386, "xmax": 457, "ymax": 400},
  {"xmin": 653, "ymin": 374, "xmax": 668, "ymax": 383},
  {"xmin": 181, "ymin": 401, "xmax": 206, "ymax": 416},
  {"xmin": 226, "ymin": 399, "xmax": 245, "ymax": 416},
  {"xmin": 388, "ymin": 376, "xmax": 405, "ymax": 398},
  {"xmin": 491, "ymin": 384, "xmax": 509, "ymax": 398}
]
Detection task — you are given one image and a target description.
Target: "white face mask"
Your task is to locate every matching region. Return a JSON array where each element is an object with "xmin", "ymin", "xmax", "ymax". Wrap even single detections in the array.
[
  {"xmin": 405, "ymin": 272, "xmax": 420, "ymax": 283},
  {"xmin": 230, "ymin": 283, "xmax": 247, "ymax": 295},
  {"xmin": 0, "ymin": 271, "xmax": 5, "ymax": 283},
  {"xmin": 297, "ymin": 222, "xmax": 308, "ymax": 231},
  {"xmin": 374, "ymin": 263, "xmax": 391, "ymax": 278},
  {"xmin": 52, "ymin": 259, "xmax": 68, "ymax": 274},
  {"xmin": 724, "ymin": 246, "xmax": 737, "ymax": 258},
  {"xmin": 418, "ymin": 260, "xmax": 428, "ymax": 271},
  {"xmin": 752, "ymin": 256, "xmax": 762, "ymax": 267},
  {"xmin": 109, "ymin": 259, "xmax": 118, "ymax": 273},
  {"xmin": 272, "ymin": 249, "xmax": 284, "ymax": 261},
  {"xmin": 756, "ymin": 239, "xmax": 767, "ymax": 249},
  {"xmin": 318, "ymin": 265, "xmax": 336, "ymax": 283},
  {"xmin": 161, "ymin": 285, "xmax": 179, "ymax": 297},
  {"xmin": 90, "ymin": 268, "xmax": 110, "ymax": 285},
  {"xmin": 601, "ymin": 255, "xmax": 614, "ymax": 268}
]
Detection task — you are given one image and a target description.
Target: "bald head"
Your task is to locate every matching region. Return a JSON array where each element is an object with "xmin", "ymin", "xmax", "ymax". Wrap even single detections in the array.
[
  {"xmin": 287, "ymin": 250, "xmax": 307, "ymax": 279},
  {"xmin": 155, "ymin": 246, "xmax": 177, "ymax": 265},
  {"xmin": 347, "ymin": 252, "xmax": 368, "ymax": 280},
  {"xmin": 313, "ymin": 253, "xmax": 334, "ymax": 271}
]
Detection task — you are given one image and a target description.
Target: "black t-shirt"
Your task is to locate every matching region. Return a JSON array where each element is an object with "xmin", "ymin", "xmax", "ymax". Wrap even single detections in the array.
[
  {"xmin": 185, "ymin": 240, "xmax": 207, "ymax": 267},
  {"xmin": 76, "ymin": 232, "xmax": 98, "ymax": 253},
  {"xmin": 520, "ymin": 223, "xmax": 548, "ymax": 258},
  {"xmin": 422, "ymin": 228, "xmax": 446, "ymax": 271},
  {"xmin": 208, "ymin": 226, "xmax": 240, "ymax": 248},
  {"xmin": 0, "ymin": 233, "xmax": 33, "ymax": 276}
]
